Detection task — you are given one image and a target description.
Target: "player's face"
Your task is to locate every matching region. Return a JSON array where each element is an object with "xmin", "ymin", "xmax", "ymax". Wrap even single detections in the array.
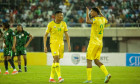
[
  {"xmin": 17, "ymin": 26, "xmax": 22, "ymax": 32},
  {"xmin": 56, "ymin": 13, "xmax": 63, "ymax": 21},
  {"xmin": 90, "ymin": 9, "xmax": 97, "ymax": 17}
]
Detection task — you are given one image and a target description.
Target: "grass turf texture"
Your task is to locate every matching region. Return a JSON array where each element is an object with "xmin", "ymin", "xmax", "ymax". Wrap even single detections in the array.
[{"xmin": 0, "ymin": 66, "xmax": 140, "ymax": 84}]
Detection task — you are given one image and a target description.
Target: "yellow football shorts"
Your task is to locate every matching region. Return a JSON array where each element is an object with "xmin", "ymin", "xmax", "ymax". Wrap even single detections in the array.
[
  {"xmin": 86, "ymin": 42, "xmax": 103, "ymax": 60},
  {"xmin": 50, "ymin": 42, "xmax": 64, "ymax": 58}
]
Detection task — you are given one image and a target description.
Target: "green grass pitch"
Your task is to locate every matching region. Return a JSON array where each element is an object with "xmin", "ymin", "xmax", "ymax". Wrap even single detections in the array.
[{"xmin": 0, "ymin": 66, "xmax": 140, "ymax": 84}]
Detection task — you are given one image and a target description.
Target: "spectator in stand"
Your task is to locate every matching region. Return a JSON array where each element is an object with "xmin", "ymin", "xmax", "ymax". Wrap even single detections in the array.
[{"xmin": 0, "ymin": 0, "xmax": 139, "ymax": 27}]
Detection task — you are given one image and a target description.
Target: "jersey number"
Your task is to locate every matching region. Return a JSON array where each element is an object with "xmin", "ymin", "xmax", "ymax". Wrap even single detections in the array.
[{"xmin": 99, "ymin": 24, "xmax": 104, "ymax": 34}]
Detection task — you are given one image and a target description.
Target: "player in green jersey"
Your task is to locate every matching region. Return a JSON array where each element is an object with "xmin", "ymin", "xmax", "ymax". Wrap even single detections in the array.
[
  {"xmin": 2, "ymin": 22, "xmax": 18, "ymax": 75},
  {"xmin": 15, "ymin": 24, "xmax": 33, "ymax": 72},
  {"xmin": 0, "ymin": 29, "xmax": 2, "ymax": 74}
]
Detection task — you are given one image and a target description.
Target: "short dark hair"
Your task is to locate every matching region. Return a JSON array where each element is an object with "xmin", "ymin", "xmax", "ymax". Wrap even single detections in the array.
[
  {"xmin": 55, "ymin": 10, "xmax": 63, "ymax": 15},
  {"xmin": 17, "ymin": 24, "xmax": 23, "ymax": 31},
  {"xmin": 2, "ymin": 22, "xmax": 10, "ymax": 29},
  {"xmin": 91, "ymin": 8, "xmax": 99, "ymax": 14},
  {"xmin": 17, "ymin": 24, "xmax": 23, "ymax": 28}
]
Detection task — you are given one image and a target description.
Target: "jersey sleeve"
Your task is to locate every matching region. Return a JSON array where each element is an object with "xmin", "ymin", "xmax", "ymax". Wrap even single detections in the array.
[
  {"xmin": 64, "ymin": 22, "xmax": 68, "ymax": 32},
  {"xmin": 25, "ymin": 31, "xmax": 30, "ymax": 36},
  {"xmin": 105, "ymin": 18, "xmax": 108, "ymax": 23},
  {"xmin": 46, "ymin": 23, "xmax": 51, "ymax": 33}
]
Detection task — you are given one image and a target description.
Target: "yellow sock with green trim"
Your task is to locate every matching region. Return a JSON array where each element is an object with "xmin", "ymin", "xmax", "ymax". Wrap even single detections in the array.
[
  {"xmin": 50, "ymin": 63, "xmax": 55, "ymax": 79},
  {"xmin": 100, "ymin": 65, "xmax": 109, "ymax": 76},
  {"xmin": 55, "ymin": 63, "xmax": 61, "ymax": 78},
  {"xmin": 87, "ymin": 68, "xmax": 92, "ymax": 81}
]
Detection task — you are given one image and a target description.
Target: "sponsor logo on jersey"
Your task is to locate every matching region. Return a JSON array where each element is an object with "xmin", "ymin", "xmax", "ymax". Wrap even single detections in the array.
[
  {"xmin": 22, "ymin": 34, "xmax": 24, "ymax": 36},
  {"xmin": 19, "ymin": 35, "xmax": 21, "ymax": 38},
  {"xmin": 7, "ymin": 33, "xmax": 9, "ymax": 36}
]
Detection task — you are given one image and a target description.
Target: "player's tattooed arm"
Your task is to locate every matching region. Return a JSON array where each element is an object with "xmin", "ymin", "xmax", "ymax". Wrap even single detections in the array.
[
  {"xmin": 86, "ymin": 7, "xmax": 93, "ymax": 24},
  {"xmin": 44, "ymin": 32, "xmax": 49, "ymax": 53},
  {"xmin": 24, "ymin": 34, "xmax": 33, "ymax": 48}
]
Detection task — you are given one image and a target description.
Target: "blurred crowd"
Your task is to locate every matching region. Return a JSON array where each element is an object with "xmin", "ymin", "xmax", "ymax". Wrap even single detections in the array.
[{"xmin": 0, "ymin": 0, "xmax": 140, "ymax": 27}]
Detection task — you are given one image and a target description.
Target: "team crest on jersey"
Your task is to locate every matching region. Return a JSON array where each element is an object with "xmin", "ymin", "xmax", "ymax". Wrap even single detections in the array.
[
  {"xmin": 19, "ymin": 35, "xmax": 21, "ymax": 38},
  {"xmin": 22, "ymin": 34, "xmax": 24, "ymax": 36},
  {"xmin": 71, "ymin": 54, "xmax": 80, "ymax": 65},
  {"xmin": 54, "ymin": 26, "xmax": 56, "ymax": 28},
  {"xmin": 54, "ymin": 52, "xmax": 56, "ymax": 54},
  {"xmin": 93, "ymin": 19, "xmax": 95, "ymax": 21},
  {"xmin": 6, "ymin": 33, "xmax": 9, "ymax": 36}
]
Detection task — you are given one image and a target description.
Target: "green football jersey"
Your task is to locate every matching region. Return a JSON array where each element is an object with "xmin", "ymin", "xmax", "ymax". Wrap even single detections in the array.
[
  {"xmin": 3, "ymin": 29, "xmax": 15, "ymax": 48},
  {"xmin": 15, "ymin": 30, "xmax": 30, "ymax": 47}
]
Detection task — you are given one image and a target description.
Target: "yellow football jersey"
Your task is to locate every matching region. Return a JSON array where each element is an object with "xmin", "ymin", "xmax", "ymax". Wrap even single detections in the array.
[
  {"xmin": 46, "ymin": 21, "xmax": 68, "ymax": 44},
  {"xmin": 90, "ymin": 17, "xmax": 108, "ymax": 45}
]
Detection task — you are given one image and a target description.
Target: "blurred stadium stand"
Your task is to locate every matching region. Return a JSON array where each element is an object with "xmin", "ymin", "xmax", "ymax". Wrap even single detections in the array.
[
  {"xmin": 0, "ymin": 0, "xmax": 140, "ymax": 27},
  {"xmin": 0, "ymin": 0, "xmax": 140, "ymax": 53}
]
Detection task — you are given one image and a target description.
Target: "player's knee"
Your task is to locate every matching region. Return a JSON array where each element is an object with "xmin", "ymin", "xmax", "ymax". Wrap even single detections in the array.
[
  {"xmin": 53, "ymin": 56, "xmax": 59, "ymax": 63},
  {"xmin": 87, "ymin": 59, "xmax": 92, "ymax": 68},
  {"xmin": 4, "ymin": 58, "xmax": 7, "ymax": 60},
  {"xmin": 53, "ymin": 60, "xmax": 55, "ymax": 63},
  {"xmin": 7, "ymin": 56, "xmax": 11, "ymax": 60},
  {"xmin": 94, "ymin": 59, "xmax": 99, "ymax": 65},
  {"xmin": 23, "ymin": 55, "xmax": 26, "ymax": 59},
  {"xmin": 24, "ymin": 57, "xmax": 27, "ymax": 60},
  {"xmin": 18, "ymin": 57, "xmax": 21, "ymax": 60},
  {"xmin": 18, "ymin": 59, "xmax": 21, "ymax": 61},
  {"xmin": 87, "ymin": 64, "xmax": 92, "ymax": 68},
  {"xmin": 55, "ymin": 59, "xmax": 59, "ymax": 63}
]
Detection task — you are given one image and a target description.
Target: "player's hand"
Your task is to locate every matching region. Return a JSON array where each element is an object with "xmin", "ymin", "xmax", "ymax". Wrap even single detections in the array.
[
  {"xmin": 44, "ymin": 47, "xmax": 47, "ymax": 53},
  {"xmin": 68, "ymin": 45, "xmax": 71, "ymax": 52},
  {"xmin": 86, "ymin": 7, "xmax": 89, "ymax": 13}
]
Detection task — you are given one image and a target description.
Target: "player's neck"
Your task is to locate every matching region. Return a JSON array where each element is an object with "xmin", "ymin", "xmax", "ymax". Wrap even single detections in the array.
[{"xmin": 54, "ymin": 19, "xmax": 61, "ymax": 24}]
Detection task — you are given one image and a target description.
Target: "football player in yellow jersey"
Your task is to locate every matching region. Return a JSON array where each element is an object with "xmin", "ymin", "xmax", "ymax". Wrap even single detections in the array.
[
  {"xmin": 44, "ymin": 10, "xmax": 71, "ymax": 83},
  {"xmin": 83, "ymin": 7, "xmax": 111, "ymax": 83}
]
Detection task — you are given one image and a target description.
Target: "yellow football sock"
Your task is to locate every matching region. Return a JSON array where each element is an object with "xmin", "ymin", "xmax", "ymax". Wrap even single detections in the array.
[
  {"xmin": 87, "ymin": 68, "xmax": 92, "ymax": 81},
  {"xmin": 55, "ymin": 63, "xmax": 61, "ymax": 78},
  {"xmin": 100, "ymin": 65, "xmax": 109, "ymax": 76},
  {"xmin": 50, "ymin": 63, "xmax": 55, "ymax": 79}
]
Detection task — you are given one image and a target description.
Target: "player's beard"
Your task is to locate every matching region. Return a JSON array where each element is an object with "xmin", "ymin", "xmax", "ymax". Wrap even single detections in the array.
[
  {"xmin": 59, "ymin": 17, "xmax": 63, "ymax": 21},
  {"xmin": 59, "ymin": 18, "xmax": 63, "ymax": 21}
]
